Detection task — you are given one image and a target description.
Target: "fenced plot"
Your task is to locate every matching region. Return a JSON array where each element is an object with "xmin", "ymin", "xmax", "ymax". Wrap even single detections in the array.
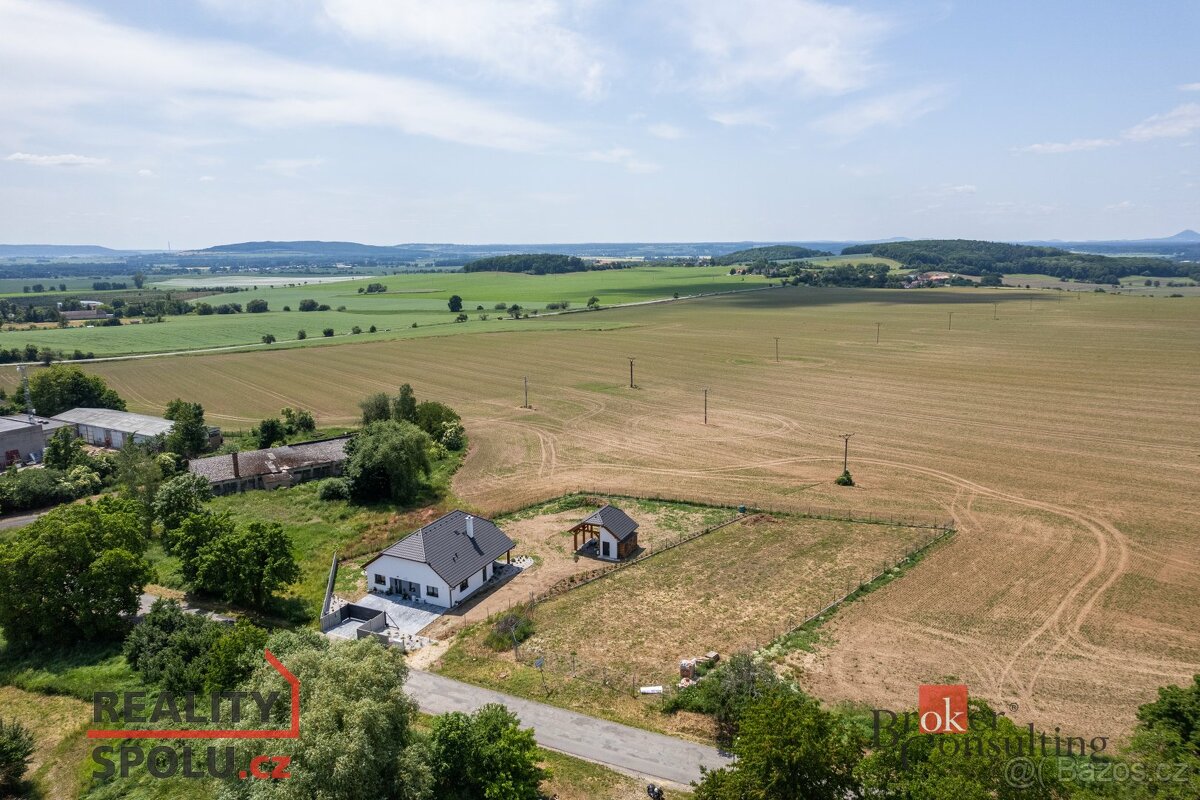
[{"xmin": 501, "ymin": 513, "xmax": 941, "ymax": 686}]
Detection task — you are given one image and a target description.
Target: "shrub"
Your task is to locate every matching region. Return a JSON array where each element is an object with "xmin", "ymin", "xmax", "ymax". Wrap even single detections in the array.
[
  {"xmin": 415, "ymin": 401, "xmax": 461, "ymax": 438},
  {"xmin": 493, "ymin": 302, "xmax": 507, "ymax": 311},
  {"xmin": 317, "ymin": 478, "xmax": 350, "ymax": 501},
  {"xmin": 298, "ymin": 299, "xmax": 319, "ymax": 312},
  {"xmin": 0, "ymin": 467, "xmax": 78, "ymax": 513},
  {"xmin": 440, "ymin": 421, "xmax": 466, "ymax": 451},
  {"xmin": 261, "ymin": 333, "xmax": 276, "ymax": 344},
  {"xmin": 454, "ymin": 313, "xmax": 468, "ymax": 323},
  {"xmin": 351, "ymin": 326, "xmax": 363, "ymax": 334},
  {"xmin": 368, "ymin": 325, "xmax": 377, "ymax": 333},
  {"xmin": 336, "ymin": 305, "xmax": 347, "ymax": 312},
  {"xmin": 297, "ymin": 329, "xmax": 307, "ymax": 340},
  {"xmin": 484, "ymin": 611, "xmax": 534, "ymax": 651},
  {"xmin": 0, "ymin": 717, "xmax": 35, "ymax": 793},
  {"xmin": 246, "ymin": 299, "xmax": 268, "ymax": 313},
  {"xmin": 835, "ymin": 470, "xmax": 854, "ymax": 486},
  {"xmin": 322, "ymin": 328, "xmax": 335, "ymax": 337}
]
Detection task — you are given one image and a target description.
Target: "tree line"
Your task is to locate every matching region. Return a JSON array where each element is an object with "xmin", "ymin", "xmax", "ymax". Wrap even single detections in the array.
[{"xmin": 843, "ymin": 239, "xmax": 1200, "ymax": 284}]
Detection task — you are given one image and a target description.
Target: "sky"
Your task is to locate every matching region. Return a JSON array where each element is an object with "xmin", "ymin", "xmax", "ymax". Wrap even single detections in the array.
[{"xmin": 1, "ymin": 0, "xmax": 1197, "ymax": 249}]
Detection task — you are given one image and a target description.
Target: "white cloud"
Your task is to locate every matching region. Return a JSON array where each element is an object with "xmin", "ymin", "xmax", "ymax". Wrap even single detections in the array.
[
  {"xmin": 1179, "ymin": 83, "xmax": 1200, "ymax": 92},
  {"xmin": 708, "ymin": 108, "xmax": 773, "ymax": 128},
  {"xmin": 137, "ymin": 168, "xmax": 157, "ymax": 177},
  {"xmin": 257, "ymin": 157, "xmax": 323, "ymax": 177},
  {"xmin": 1124, "ymin": 103, "xmax": 1200, "ymax": 141},
  {"xmin": 812, "ymin": 86, "xmax": 946, "ymax": 138},
  {"xmin": 198, "ymin": 175, "xmax": 216, "ymax": 182},
  {"xmin": 669, "ymin": 0, "xmax": 890, "ymax": 95},
  {"xmin": 0, "ymin": 0, "xmax": 562, "ymax": 153},
  {"xmin": 320, "ymin": 0, "xmax": 607, "ymax": 97},
  {"xmin": 942, "ymin": 184, "xmax": 977, "ymax": 195},
  {"xmin": 647, "ymin": 123, "xmax": 684, "ymax": 140},
  {"xmin": 5, "ymin": 151, "xmax": 107, "ymax": 167},
  {"xmin": 1019, "ymin": 138, "xmax": 1119, "ymax": 155},
  {"xmin": 585, "ymin": 147, "xmax": 660, "ymax": 174},
  {"xmin": 1022, "ymin": 103, "xmax": 1200, "ymax": 154},
  {"xmin": 1104, "ymin": 200, "xmax": 1135, "ymax": 211}
]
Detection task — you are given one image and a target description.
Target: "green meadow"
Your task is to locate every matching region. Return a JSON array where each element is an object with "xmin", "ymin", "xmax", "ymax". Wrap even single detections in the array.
[{"xmin": 0, "ymin": 266, "xmax": 767, "ymax": 357}]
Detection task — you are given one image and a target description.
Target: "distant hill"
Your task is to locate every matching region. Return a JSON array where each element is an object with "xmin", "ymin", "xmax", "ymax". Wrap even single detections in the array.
[
  {"xmin": 200, "ymin": 240, "xmax": 419, "ymax": 258},
  {"xmin": 712, "ymin": 245, "xmax": 833, "ymax": 265},
  {"xmin": 0, "ymin": 244, "xmax": 134, "ymax": 258},
  {"xmin": 843, "ymin": 239, "xmax": 1198, "ymax": 282},
  {"xmin": 1163, "ymin": 229, "xmax": 1200, "ymax": 242}
]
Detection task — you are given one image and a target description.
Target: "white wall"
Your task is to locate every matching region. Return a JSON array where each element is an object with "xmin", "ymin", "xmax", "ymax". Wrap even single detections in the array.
[
  {"xmin": 598, "ymin": 528, "xmax": 621, "ymax": 560},
  {"xmin": 366, "ymin": 555, "xmax": 495, "ymax": 608},
  {"xmin": 367, "ymin": 558, "xmax": 450, "ymax": 608}
]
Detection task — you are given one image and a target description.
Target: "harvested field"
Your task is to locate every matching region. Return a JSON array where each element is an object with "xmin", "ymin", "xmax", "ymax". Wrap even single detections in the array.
[{"xmin": 35, "ymin": 286, "xmax": 1200, "ymax": 741}]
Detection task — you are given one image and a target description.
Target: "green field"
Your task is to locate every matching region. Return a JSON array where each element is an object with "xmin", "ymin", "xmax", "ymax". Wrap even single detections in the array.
[{"xmin": 0, "ymin": 266, "xmax": 768, "ymax": 357}]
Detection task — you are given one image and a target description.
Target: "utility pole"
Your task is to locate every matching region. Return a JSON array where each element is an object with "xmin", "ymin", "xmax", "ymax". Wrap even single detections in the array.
[
  {"xmin": 839, "ymin": 433, "xmax": 855, "ymax": 473},
  {"xmin": 875, "ymin": 322, "xmax": 881, "ymax": 344},
  {"xmin": 703, "ymin": 388, "xmax": 708, "ymax": 425},
  {"xmin": 993, "ymin": 302, "xmax": 998, "ymax": 320},
  {"xmin": 948, "ymin": 312, "xmax": 954, "ymax": 330},
  {"xmin": 627, "ymin": 357, "xmax": 636, "ymax": 388},
  {"xmin": 774, "ymin": 337, "xmax": 780, "ymax": 362},
  {"xmin": 522, "ymin": 376, "xmax": 530, "ymax": 409}
]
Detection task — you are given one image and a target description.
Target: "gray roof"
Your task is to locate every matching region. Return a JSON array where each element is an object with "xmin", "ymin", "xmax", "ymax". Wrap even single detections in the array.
[
  {"xmin": 0, "ymin": 414, "xmax": 69, "ymax": 435},
  {"xmin": 51, "ymin": 407, "xmax": 174, "ymax": 437},
  {"xmin": 581, "ymin": 504, "xmax": 639, "ymax": 541},
  {"xmin": 188, "ymin": 436, "xmax": 350, "ymax": 483},
  {"xmin": 369, "ymin": 510, "xmax": 515, "ymax": 588}
]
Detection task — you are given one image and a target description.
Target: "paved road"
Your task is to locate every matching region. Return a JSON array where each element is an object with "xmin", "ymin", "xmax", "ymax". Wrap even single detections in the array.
[
  {"xmin": 0, "ymin": 511, "xmax": 45, "ymax": 531},
  {"xmin": 406, "ymin": 669, "xmax": 731, "ymax": 787}
]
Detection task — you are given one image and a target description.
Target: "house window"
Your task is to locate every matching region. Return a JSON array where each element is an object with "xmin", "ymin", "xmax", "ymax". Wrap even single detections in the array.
[
  {"xmin": 426, "ymin": 586, "xmax": 439, "ymax": 598},
  {"xmin": 374, "ymin": 574, "xmax": 385, "ymax": 585},
  {"xmin": 459, "ymin": 578, "xmax": 469, "ymax": 592}
]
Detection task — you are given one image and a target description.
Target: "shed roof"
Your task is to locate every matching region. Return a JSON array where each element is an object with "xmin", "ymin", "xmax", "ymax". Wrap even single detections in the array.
[
  {"xmin": 0, "ymin": 414, "xmax": 69, "ymax": 435},
  {"xmin": 51, "ymin": 407, "xmax": 174, "ymax": 437},
  {"xmin": 579, "ymin": 504, "xmax": 639, "ymax": 541},
  {"xmin": 368, "ymin": 510, "xmax": 515, "ymax": 588},
  {"xmin": 188, "ymin": 436, "xmax": 350, "ymax": 483}
]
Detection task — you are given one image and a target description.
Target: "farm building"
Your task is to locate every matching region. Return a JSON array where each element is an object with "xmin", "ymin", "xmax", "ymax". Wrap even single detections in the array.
[
  {"xmin": 363, "ymin": 510, "xmax": 515, "ymax": 609},
  {"xmin": 188, "ymin": 436, "xmax": 349, "ymax": 494},
  {"xmin": 59, "ymin": 309, "xmax": 111, "ymax": 321},
  {"xmin": 0, "ymin": 414, "xmax": 68, "ymax": 466},
  {"xmin": 50, "ymin": 407, "xmax": 174, "ymax": 448},
  {"xmin": 570, "ymin": 503, "xmax": 640, "ymax": 560}
]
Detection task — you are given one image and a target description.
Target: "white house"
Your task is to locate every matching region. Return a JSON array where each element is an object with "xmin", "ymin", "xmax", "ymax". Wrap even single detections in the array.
[
  {"xmin": 570, "ymin": 504, "xmax": 640, "ymax": 561},
  {"xmin": 362, "ymin": 510, "xmax": 515, "ymax": 609}
]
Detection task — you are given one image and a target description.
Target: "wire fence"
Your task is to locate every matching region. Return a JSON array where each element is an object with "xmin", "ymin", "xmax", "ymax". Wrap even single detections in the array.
[
  {"xmin": 488, "ymin": 488, "xmax": 953, "ymax": 531},
  {"xmin": 495, "ymin": 513, "xmax": 957, "ymax": 694}
]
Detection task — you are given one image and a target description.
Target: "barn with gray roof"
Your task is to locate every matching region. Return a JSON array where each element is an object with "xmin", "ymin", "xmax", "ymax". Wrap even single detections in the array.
[{"xmin": 363, "ymin": 510, "xmax": 515, "ymax": 608}]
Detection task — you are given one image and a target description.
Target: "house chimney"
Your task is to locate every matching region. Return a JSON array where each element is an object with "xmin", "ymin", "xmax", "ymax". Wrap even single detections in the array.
[
  {"xmin": 231, "ymin": 450, "xmax": 240, "ymax": 479},
  {"xmin": 465, "ymin": 515, "xmax": 475, "ymax": 538}
]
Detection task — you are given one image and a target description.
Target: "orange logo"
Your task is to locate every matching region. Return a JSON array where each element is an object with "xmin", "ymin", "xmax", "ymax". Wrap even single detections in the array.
[{"xmin": 918, "ymin": 684, "xmax": 968, "ymax": 734}]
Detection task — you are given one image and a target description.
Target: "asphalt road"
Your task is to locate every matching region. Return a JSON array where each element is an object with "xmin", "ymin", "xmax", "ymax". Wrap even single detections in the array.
[{"xmin": 406, "ymin": 669, "xmax": 731, "ymax": 788}]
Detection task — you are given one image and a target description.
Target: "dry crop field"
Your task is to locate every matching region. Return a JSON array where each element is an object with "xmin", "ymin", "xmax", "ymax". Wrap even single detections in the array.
[{"xmin": 17, "ymin": 285, "xmax": 1199, "ymax": 741}]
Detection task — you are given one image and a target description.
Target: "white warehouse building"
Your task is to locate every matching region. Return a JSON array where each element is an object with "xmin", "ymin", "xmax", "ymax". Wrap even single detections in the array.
[
  {"xmin": 50, "ymin": 407, "xmax": 174, "ymax": 448},
  {"xmin": 363, "ymin": 510, "xmax": 515, "ymax": 609}
]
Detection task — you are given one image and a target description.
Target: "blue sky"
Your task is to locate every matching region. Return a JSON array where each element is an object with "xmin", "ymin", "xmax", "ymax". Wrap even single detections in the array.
[{"xmin": 1, "ymin": 0, "xmax": 1197, "ymax": 248}]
